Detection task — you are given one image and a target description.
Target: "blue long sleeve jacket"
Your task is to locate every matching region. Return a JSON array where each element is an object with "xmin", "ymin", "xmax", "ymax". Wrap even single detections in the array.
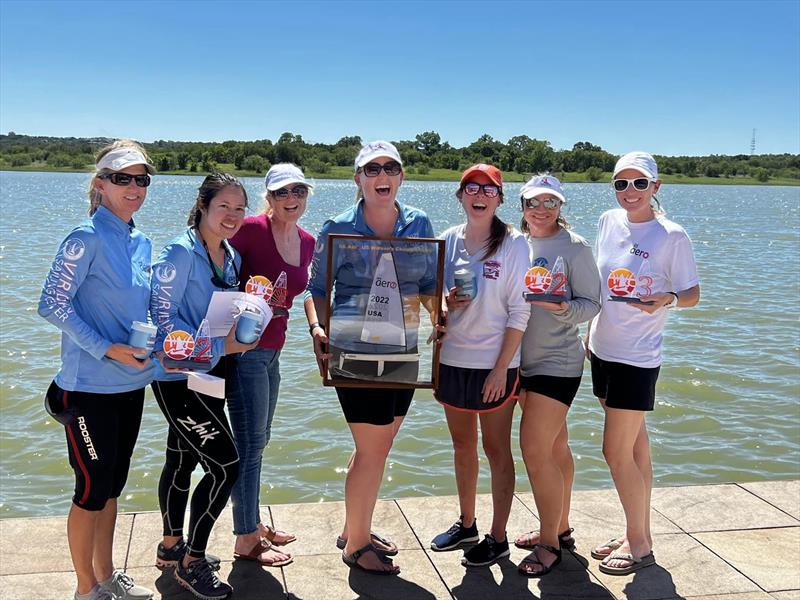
[
  {"xmin": 150, "ymin": 227, "xmax": 241, "ymax": 381},
  {"xmin": 38, "ymin": 205, "xmax": 156, "ymax": 393}
]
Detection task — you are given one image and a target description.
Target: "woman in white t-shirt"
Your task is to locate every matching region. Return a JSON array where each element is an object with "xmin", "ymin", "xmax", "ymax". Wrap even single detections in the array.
[
  {"xmin": 586, "ymin": 151, "xmax": 700, "ymax": 576},
  {"xmin": 429, "ymin": 164, "xmax": 530, "ymax": 568}
]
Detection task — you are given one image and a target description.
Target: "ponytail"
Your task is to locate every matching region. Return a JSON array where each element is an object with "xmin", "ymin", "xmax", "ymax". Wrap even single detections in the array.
[{"xmin": 481, "ymin": 215, "xmax": 512, "ymax": 261}]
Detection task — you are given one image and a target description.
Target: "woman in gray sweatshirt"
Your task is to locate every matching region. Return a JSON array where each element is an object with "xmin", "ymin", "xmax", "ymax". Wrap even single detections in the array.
[{"xmin": 513, "ymin": 175, "xmax": 601, "ymax": 578}]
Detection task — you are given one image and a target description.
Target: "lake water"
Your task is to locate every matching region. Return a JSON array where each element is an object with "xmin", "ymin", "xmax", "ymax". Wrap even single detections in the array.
[{"xmin": 1, "ymin": 171, "xmax": 798, "ymax": 518}]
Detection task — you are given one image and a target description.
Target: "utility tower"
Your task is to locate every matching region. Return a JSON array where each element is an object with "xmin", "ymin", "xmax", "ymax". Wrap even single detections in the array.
[{"xmin": 750, "ymin": 129, "xmax": 756, "ymax": 155}]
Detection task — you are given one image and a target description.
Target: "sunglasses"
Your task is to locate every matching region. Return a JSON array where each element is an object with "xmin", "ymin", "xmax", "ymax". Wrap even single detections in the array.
[
  {"xmin": 522, "ymin": 197, "xmax": 562, "ymax": 210},
  {"xmin": 463, "ymin": 182, "xmax": 501, "ymax": 198},
  {"xmin": 612, "ymin": 178, "xmax": 653, "ymax": 192},
  {"xmin": 203, "ymin": 243, "xmax": 240, "ymax": 289},
  {"xmin": 361, "ymin": 161, "xmax": 402, "ymax": 177},
  {"xmin": 101, "ymin": 172, "xmax": 151, "ymax": 187},
  {"xmin": 273, "ymin": 186, "xmax": 309, "ymax": 200}
]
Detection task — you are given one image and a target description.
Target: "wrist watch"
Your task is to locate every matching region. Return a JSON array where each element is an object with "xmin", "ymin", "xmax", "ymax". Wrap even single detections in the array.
[
  {"xmin": 666, "ymin": 292, "xmax": 679, "ymax": 308},
  {"xmin": 309, "ymin": 322, "xmax": 323, "ymax": 336}
]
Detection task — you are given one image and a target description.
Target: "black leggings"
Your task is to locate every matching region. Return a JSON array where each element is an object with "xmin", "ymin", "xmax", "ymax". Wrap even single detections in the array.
[{"xmin": 152, "ymin": 371, "xmax": 239, "ymax": 559}]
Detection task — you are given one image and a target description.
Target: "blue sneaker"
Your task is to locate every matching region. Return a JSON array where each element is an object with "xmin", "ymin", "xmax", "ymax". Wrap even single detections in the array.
[
  {"xmin": 174, "ymin": 558, "xmax": 232, "ymax": 600},
  {"xmin": 430, "ymin": 516, "xmax": 480, "ymax": 551}
]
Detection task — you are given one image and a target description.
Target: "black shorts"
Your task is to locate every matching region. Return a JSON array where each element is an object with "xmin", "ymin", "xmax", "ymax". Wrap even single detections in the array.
[
  {"xmin": 435, "ymin": 364, "xmax": 518, "ymax": 413},
  {"xmin": 47, "ymin": 381, "xmax": 145, "ymax": 511},
  {"xmin": 519, "ymin": 374, "xmax": 582, "ymax": 407},
  {"xmin": 590, "ymin": 353, "xmax": 660, "ymax": 411},
  {"xmin": 336, "ymin": 386, "xmax": 414, "ymax": 426}
]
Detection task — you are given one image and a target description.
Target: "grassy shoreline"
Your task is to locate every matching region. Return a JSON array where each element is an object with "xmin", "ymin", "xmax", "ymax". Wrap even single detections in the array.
[{"xmin": 2, "ymin": 164, "xmax": 798, "ymax": 186}]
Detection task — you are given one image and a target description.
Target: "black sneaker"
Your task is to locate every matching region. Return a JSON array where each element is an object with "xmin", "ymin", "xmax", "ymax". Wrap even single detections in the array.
[
  {"xmin": 430, "ymin": 516, "xmax": 480, "ymax": 551},
  {"xmin": 156, "ymin": 538, "xmax": 221, "ymax": 571},
  {"xmin": 461, "ymin": 533, "xmax": 510, "ymax": 567},
  {"xmin": 174, "ymin": 558, "xmax": 232, "ymax": 600}
]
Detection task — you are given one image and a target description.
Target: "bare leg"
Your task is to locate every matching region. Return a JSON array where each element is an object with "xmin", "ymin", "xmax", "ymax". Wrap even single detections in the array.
[
  {"xmin": 633, "ymin": 419, "xmax": 653, "ymax": 547},
  {"xmin": 444, "ymin": 407, "xmax": 479, "ymax": 528},
  {"xmin": 601, "ymin": 405, "xmax": 651, "ymax": 566},
  {"xmin": 342, "ymin": 422, "xmax": 397, "ymax": 573},
  {"xmin": 478, "ymin": 400, "xmax": 516, "ymax": 542},
  {"xmin": 68, "ymin": 502, "xmax": 100, "ymax": 594},
  {"xmin": 519, "ymin": 392, "xmax": 568, "ymax": 572},
  {"xmin": 92, "ymin": 498, "xmax": 117, "ymax": 582},
  {"xmin": 339, "ymin": 416, "xmax": 404, "ymax": 553}
]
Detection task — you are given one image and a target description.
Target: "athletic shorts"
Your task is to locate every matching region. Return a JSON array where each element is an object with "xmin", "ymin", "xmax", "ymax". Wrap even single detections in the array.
[
  {"xmin": 336, "ymin": 386, "xmax": 414, "ymax": 426},
  {"xmin": 590, "ymin": 353, "xmax": 660, "ymax": 412},
  {"xmin": 519, "ymin": 374, "xmax": 582, "ymax": 407},
  {"xmin": 47, "ymin": 381, "xmax": 145, "ymax": 511},
  {"xmin": 435, "ymin": 364, "xmax": 518, "ymax": 413}
]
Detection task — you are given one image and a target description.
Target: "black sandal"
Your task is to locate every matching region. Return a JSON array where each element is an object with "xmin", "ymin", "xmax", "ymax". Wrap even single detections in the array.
[
  {"xmin": 517, "ymin": 543, "xmax": 562, "ymax": 578},
  {"xmin": 342, "ymin": 543, "xmax": 400, "ymax": 576}
]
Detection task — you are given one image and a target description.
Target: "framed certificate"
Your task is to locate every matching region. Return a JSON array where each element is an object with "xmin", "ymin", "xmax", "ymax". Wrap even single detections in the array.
[{"xmin": 323, "ymin": 234, "xmax": 445, "ymax": 389}]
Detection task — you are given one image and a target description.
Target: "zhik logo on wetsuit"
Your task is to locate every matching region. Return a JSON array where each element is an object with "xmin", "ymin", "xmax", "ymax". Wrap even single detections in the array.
[{"xmin": 176, "ymin": 415, "xmax": 220, "ymax": 446}]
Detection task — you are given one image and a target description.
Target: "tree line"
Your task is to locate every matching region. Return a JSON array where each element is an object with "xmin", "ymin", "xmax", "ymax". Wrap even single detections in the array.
[{"xmin": 1, "ymin": 131, "xmax": 798, "ymax": 182}]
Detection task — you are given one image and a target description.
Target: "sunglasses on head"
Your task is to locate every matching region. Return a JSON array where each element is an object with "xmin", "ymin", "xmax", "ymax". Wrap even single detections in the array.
[
  {"xmin": 203, "ymin": 242, "xmax": 240, "ymax": 289},
  {"xmin": 273, "ymin": 186, "xmax": 309, "ymax": 200},
  {"xmin": 463, "ymin": 182, "xmax": 500, "ymax": 198},
  {"xmin": 612, "ymin": 177, "xmax": 653, "ymax": 192},
  {"xmin": 360, "ymin": 161, "xmax": 402, "ymax": 177},
  {"xmin": 522, "ymin": 197, "xmax": 562, "ymax": 210},
  {"xmin": 100, "ymin": 172, "xmax": 151, "ymax": 188}
]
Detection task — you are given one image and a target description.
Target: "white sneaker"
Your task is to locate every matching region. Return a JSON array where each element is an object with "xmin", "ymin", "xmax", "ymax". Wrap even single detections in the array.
[{"xmin": 99, "ymin": 570, "xmax": 153, "ymax": 600}]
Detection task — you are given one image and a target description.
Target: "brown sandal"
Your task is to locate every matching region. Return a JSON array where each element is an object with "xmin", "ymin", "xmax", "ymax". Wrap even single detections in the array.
[
  {"xmin": 234, "ymin": 538, "xmax": 293, "ymax": 567},
  {"xmin": 260, "ymin": 523, "xmax": 297, "ymax": 546}
]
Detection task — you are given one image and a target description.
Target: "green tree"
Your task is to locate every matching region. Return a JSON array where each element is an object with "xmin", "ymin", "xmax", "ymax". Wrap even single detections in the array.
[
  {"xmin": 585, "ymin": 166, "xmax": 603, "ymax": 181},
  {"xmin": 415, "ymin": 131, "xmax": 442, "ymax": 157}
]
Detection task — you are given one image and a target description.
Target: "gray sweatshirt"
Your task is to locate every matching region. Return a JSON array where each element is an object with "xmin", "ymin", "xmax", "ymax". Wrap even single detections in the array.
[{"xmin": 520, "ymin": 228, "xmax": 601, "ymax": 378}]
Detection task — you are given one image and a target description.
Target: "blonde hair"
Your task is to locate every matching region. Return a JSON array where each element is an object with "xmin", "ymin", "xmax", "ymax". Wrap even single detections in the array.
[{"xmin": 87, "ymin": 139, "xmax": 152, "ymax": 216}]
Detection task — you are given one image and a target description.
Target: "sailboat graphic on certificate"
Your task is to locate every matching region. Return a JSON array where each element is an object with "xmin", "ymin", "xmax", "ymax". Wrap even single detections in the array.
[{"xmin": 339, "ymin": 251, "xmax": 419, "ymax": 377}]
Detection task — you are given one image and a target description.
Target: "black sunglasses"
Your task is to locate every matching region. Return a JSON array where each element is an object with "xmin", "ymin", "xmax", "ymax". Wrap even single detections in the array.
[
  {"xmin": 361, "ymin": 161, "xmax": 402, "ymax": 177},
  {"xmin": 612, "ymin": 177, "xmax": 653, "ymax": 192},
  {"xmin": 463, "ymin": 182, "xmax": 501, "ymax": 198},
  {"xmin": 273, "ymin": 186, "xmax": 309, "ymax": 200},
  {"xmin": 203, "ymin": 242, "xmax": 240, "ymax": 289},
  {"xmin": 101, "ymin": 172, "xmax": 151, "ymax": 188}
]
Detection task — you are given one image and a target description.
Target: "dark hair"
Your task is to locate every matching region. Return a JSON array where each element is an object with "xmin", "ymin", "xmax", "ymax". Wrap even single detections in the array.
[
  {"xmin": 187, "ymin": 172, "xmax": 248, "ymax": 227},
  {"xmin": 455, "ymin": 183, "xmax": 510, "ymax": 260}
]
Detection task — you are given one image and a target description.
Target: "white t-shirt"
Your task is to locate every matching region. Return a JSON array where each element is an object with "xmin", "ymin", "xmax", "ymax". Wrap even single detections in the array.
[
  {"xmin": 440, "ymin": 225, "xmax": 530, "ymax": 369},
  {"xmin": 589, "ymin": 209, "xmax": 699, "ymax": 368}
]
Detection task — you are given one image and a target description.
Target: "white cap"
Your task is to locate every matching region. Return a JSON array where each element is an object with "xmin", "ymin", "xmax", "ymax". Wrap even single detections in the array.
[
  {"xmin": 520, "ymin": 174, "xmax": 566, "ymax": 203},
  {"xmin": 96, "ymin": 147, "xmax": 155, "ymax": 174},
  {"xmin": 354, "ymin": 140, "xmax": 403, "ymax": 169},
  {"xmin": 613, "ymin": 151, "xmax": 658, "ymax": 179},
  {"xmin": 264, "ymin": 163, "xmax": 314, "ymax": 192}
]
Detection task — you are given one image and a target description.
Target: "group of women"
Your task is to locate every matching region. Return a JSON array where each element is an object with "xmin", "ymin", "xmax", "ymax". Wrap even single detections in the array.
[{"xmin": 38, "ymin": 139, "xmax": 699, "ymax": 599}]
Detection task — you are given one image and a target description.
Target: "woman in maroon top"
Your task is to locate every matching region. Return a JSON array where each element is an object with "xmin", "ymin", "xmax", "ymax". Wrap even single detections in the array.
[{"xmin": 227, "ymin": 163, "xmax": 316, "ymax": 566}]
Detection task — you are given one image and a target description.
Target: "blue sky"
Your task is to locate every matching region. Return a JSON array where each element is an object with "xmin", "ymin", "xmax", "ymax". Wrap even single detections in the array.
[{"xmin": 1, "ymin": 0, "xmax": 798, "ymax": 156}]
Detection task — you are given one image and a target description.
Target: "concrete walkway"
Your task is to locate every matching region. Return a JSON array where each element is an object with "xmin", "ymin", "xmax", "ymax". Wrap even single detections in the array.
[{"xmin": 1, "ymin": 480, "xmax": 798, "ymax": 600}]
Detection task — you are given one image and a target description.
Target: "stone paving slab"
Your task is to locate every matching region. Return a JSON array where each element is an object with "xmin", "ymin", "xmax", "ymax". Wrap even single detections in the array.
[
  {"xmin": 585, "ymin": 533, "xmax": 761, "ymax": 600},
  {"xmin": 650, "ymin": 484, "xmax": 798, "ymax": 533},
  {"xmin": 738, "ymin": 481, "xmax": 800, "ymax": 521},
  {"xmin": 282, "ymin": 550, "xmax": 450, "ymax": 600},
  {"xmin": 0, "ymin": 513, "xmax": 133, "ymax": 576},
  {"xmin": 694, "ymin": 528, "xmax": 800, "ymax": 592},
  {"xmin": 1, "ymin": 481, "xmax": 799, "ymax": 599}
]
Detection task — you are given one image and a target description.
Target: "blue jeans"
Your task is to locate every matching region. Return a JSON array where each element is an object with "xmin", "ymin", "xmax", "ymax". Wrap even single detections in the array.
[{"xmin": 227, "ymin": 347, "xmax": 281, "ymax": 535}]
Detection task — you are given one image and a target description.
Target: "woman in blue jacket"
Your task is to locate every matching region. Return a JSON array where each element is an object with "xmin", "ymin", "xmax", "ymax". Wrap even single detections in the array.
[
  {"xmin": 38, "ymin": 140, "xmax": 156, "ymax": 600},
  {"xmin": 150, "ymin": 173, "xmax": 257, "ymax": 600}
]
